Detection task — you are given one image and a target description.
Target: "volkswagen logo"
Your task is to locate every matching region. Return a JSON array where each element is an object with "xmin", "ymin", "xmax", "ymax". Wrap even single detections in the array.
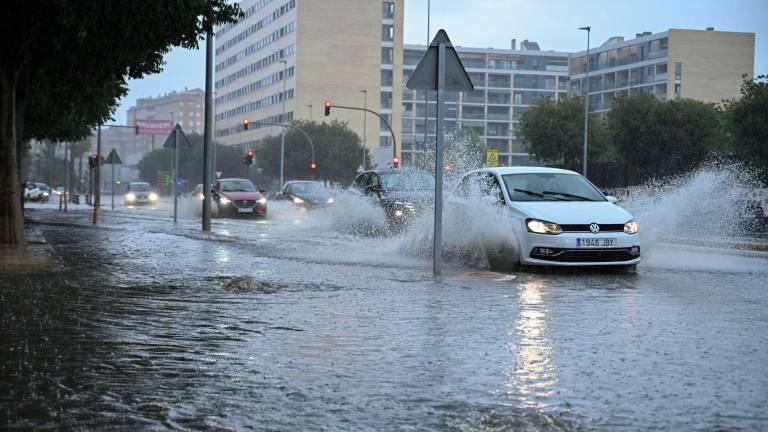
[{"xmin": 589, "ymin": 223, "xmax": 600, "ymax": 234}]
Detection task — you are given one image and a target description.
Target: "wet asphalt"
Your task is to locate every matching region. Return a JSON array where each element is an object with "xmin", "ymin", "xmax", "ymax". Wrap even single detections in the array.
[{"xmin": 1, "ymin": 199, "xmax": 767, "ymax": 431}]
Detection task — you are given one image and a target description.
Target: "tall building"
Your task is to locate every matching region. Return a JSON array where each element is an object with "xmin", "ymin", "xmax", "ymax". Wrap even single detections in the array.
[
  {"xmin": 568, "ymin": 28, "xmax": 755, "ymax": 112},
  {"xmin": 127, "ymin": 88, "xmax": 205, "ymax": 134},
  {"xmin": 401, "ymin": 42, "xmax": 570, "ymax": 166},
  {"xmin": 214, "ymin": 0, "xmax": 404, "ymax": 166}
]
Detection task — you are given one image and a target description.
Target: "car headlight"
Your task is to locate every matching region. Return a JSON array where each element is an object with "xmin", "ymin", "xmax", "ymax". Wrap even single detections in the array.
[
  {"xmin": 149, "ymin": 193, "xmax": 159, "ymax": 201},
  {"xmin": 394, "ymin": 201, "xmax": 415, "ymax": 211},
  {"xmin": 220, "ymin": 197, "xmax": 231, "ymax": 205},
  {"xmin": 526, "ymin": 219, "xmax": 563, "ymax": 235},
  {"xmin": 257, "ymin": 197, "xmax": 267, "ymax": 204},
  {"xmin": 326, "ymin": 197, "xmax": 334, "ymax": 204},
  {"xmin": 624, "ymin": 220, "xmax": 639, "ymax": 234},
  {"xmin": 293, "ymin": 197, "xmax": 304, "ymax": 204},
  {"xmin": 125, "ymin": 193, "xmax": 136, "ymax": 201},
  {"xmin": 43, "ymin": 192, "xmax": 50, "ymax": 196}
]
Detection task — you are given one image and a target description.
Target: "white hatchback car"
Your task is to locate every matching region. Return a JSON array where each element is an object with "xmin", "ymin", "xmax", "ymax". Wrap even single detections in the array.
[{"xmin": 448, "ymin": 167, "xmax": 640, "ymax": 269}]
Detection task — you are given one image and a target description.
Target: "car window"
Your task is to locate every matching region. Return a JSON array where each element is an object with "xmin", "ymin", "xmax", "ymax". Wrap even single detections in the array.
[
  {"xmin": 502, "ymin": 173, "xmax": 605, "ymax": 202},
  {"xmin": 220, "ymin": 180, "xmax": 256, "ymax": 192},
  {"xmin": 131, "ymin": 183, "xmax": 151, "ymax": 192},
  {"xmin": 367, "ymin": 174, "xmax": 381, "ymax": 190},
  {"xmin": 379, "ymin": 170, "xmax": 435, "ymax": 191}
]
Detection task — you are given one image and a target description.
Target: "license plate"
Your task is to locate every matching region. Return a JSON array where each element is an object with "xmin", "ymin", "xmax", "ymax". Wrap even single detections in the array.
[
  {"xmin": 577, "ymin": 238, "xmax": 616, "ymax": 248},
  {"xmin": 237, "ymin": 207, "xmax": 254, "ymax": 213}
]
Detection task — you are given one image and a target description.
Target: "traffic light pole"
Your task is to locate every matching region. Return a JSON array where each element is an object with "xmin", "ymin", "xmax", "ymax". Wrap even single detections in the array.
[
  {"xmin": 326, "ymin": 105, "xmax": 397, "ymax": 162},
  {"xmin": 93, "ymin": 124, "xmax": 101, "ymax": 224},
  {"xmin": 202, "ymin": 30, "xmax": 214, "ymax": 231},
  {"xmin": 173, "ymin": 127, "xmax": 179, "ymax": 223}
]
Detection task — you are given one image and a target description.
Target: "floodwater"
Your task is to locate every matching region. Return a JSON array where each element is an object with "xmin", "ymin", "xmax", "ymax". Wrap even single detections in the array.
[{"xmin": 3, "ymin": 166, "xmax": 768, "ymax": 431}]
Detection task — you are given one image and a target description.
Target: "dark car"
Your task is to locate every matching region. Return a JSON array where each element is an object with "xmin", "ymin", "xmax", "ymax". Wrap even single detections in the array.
[
  {"xmin": 349, "ymin": 168, "xmax": 435, "ymax": 228},
  {"xmin": 212, "ymin": 178, "xmax": 267, "ymax": 218},
  {"xmin": 278, "ymin": 181, "xmax": 335, "ymax": 209}
]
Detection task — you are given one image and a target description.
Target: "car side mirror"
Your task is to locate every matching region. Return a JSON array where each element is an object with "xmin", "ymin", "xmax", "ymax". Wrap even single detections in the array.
[{"xmin": 606, "ymin": 195, "xmax": 619, "ymax": 204}]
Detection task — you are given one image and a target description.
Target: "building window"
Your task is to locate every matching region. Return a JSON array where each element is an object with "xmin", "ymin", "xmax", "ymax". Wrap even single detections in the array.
[
  {"xmin": 381, "ymin": 69, "xmax": 393, "ymax": 87},
  {"xmin": 380, "ymin": 114, "xmax": 391, "ymax": 132},
  {"xmin": 380, "ymin": 91, "xmax": 392, "ymax": 109},
  {"xmin": 381, "ymin": 47, "xmax": 393, "ymax": 65},
  {"xmin": 382, "ymin": 2, "xmax": 395, "ymax": 19},
  {"xmin": 675, "ymin": 62, "xmax": 682, "ymax": 81},
  {"xmin": 380, "ymin": 136, "xmax": 390, "ymax": 147},
  {"xmin": 381, "ymin": 24, "xmax": 394, "ymax": 42}
]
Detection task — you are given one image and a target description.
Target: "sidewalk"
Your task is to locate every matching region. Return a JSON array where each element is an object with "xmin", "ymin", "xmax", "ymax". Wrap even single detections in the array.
[{"xmin": 0, "ymin": 223, "xmax": 61, "ymax": 274}]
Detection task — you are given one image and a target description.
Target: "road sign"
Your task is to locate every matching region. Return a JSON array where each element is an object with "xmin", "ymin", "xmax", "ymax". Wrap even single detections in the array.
[
  {"xmin": 162, "ymin": 124, "xmax": 192, "ymax": 149},
  {"xmin": 406, "ymin": 29, "xmax": 473, "ymax": 277},
  {"xmin": 486, "ymin": 148, "xmax": 499, "ymax": 167},
  {"xmin": 105, "ymin": 149, "xmax": 122, "ymax": 165}
]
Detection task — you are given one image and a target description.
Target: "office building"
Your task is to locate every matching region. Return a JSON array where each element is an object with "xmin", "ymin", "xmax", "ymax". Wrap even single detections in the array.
[{"xmin": 127, "ymin": 88, "xmax": 205, "ymax": 135}]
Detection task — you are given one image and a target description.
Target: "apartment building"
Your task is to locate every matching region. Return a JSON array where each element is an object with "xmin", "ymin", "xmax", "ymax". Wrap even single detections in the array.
[
  {"xmin": 214, "ymin": 0, "xmax": 404, "ymax": 166},
  {"xmin": 401, "ymin": 41, "xmax": 570, "ymax": 166},
  {"xmin": 126, "ymin": 88, "xmax": 205, "ymax": 135},
  {"xmin": 568, "ymin": 28, "xmax": 755, "ymax": 112}
]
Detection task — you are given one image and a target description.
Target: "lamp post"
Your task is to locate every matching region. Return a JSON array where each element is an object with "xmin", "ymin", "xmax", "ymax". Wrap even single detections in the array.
[
  {"xmin": 360, "ymin": 89, "xmax": 367, "ymax": 169},
  {"xmin": 579, "ymin": 26, "xmax": 591, "ymax": 177},
  {"xmin": 279, "ymin": 59, "xmax": 288, "ymax": 191},
  {"xmin": 422, "ymin": 0, "xmax": 431, "ymax": 162}
]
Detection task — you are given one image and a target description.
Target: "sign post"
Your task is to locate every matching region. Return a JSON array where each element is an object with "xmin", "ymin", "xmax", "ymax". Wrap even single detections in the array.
[
  {"xmin": 105, "ymin": 149, "xmax": 123, "ymax": 211},
  {"xmin": 406, "ymin": 30, "xmax": 473, "ymax": 276},
  {"xmin": 163, "ymin": 125, "xmax": 191, "ymax": 223}
]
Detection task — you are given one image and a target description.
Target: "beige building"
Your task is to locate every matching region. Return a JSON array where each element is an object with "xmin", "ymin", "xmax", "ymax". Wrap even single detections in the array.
[
  {"xmin": 569, "ymin": 28, "xmax": 755, "ymax": 112},
  {"xmin": 127, "ymin": 88, "xmax": 206, "ymax": 134},
  {"xmin": 214, "ymin": 0, "xmax": 404, "ymax": 166}
]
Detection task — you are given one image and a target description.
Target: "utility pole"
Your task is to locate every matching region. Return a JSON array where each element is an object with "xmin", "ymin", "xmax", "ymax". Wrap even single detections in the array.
[
  {"xmin": 93, "ymin": 124, "xmax": 101, "ymax": 224},
  {"xmin": 579, "ymin": 26, "xmax": 591, "ymax": 177},
  {"xmin": 423, "ymin": 0, "xmax": 431, "ymax": 163},
  {"xmin": 279, "ymin": 59, "xmax": 288, "ymax": 191},
  {"xmin": 202, "ymin": 29, "xmax": 214, "ymax": 231},
  {"xmin": 361, "ymin": 89, "xmax": 367, "ymax": 169}
]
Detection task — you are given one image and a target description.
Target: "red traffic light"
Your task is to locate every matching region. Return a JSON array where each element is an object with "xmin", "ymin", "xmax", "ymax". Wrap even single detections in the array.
[
  {"xmin": 309, "ymin": 162, "xmax": 317, "ymax": 171},
  {"xmin": 242, "ymin": 118, "xmax": 250, "ymax": 130},
  {"xmin": 247, "ymin": 149, "xmax": 255, "ymax": 157},
  {"xmin": 392, "ymin": 157, "xmax": 400, "ymax": 168},
  {"xmin": 443, "ymin": 163, "xmax": 452, "ymax": 173},
  {"xmin": 88, "ymin": 154, "xmax": 98, "ymax": 168},
  {"xmin": 324, "ymin": 100, "xmax": 332, "ymax": 116}
]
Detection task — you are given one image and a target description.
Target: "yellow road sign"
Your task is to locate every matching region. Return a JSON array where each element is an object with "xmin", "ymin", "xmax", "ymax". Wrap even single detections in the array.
[{"xmin": 486, "ymin": 148, "xmax": 499, "ymax": 167}]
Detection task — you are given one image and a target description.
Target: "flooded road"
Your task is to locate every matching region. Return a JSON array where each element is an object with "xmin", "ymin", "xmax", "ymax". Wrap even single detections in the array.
[{"xmin": 2, "ymin": 200, "xmax": 767, "ymax": 431}]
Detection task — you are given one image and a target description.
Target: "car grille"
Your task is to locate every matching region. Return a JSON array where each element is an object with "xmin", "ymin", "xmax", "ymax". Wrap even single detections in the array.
[
  {"xmin": 560, "ymin": 223, "xmax": 625, "ymax": 232},
  {"xmin": 234, "ymin": 200, "xmax": 255, "ymax": 208},
  {"xmin": 531, "ymin": 247, "xmax": 639, "ymax": 262}
]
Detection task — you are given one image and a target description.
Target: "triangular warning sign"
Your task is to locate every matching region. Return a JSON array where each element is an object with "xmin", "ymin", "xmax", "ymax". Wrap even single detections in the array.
[
  {"xmin": 105, "ymin": 148, "xmax": 122, "ymax": 165},
  {"xmin": 163, "ymin": 124, "xmax": 192, "ymax": 149},
  {"xmin": 406, "ymin": 30, "xmax": 474, "ymax": 92}
]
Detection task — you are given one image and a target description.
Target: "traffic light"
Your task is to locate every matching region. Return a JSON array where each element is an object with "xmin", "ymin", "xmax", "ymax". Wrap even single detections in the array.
[
  {"xmin": 324, "ymin": 100, "xmax": 332, "ymax": 116},
  {"xmin": 243, "ymin": 149, "xmax": 255, "ymax": 165},
  {"xmin": 309, "ymin": 161, "xmax": 317, "ymax": 171},
  {"xmin": 88, "ymin": 154, "xmax": 98, "ymax": 168},
  {"xmin": 242, "ymin": 118, "xmax": 250, "ymax": 131},
  {"xmin": 392, "ymin": 157, "xmax": 400, "ymax": 168},
  {"xmin": 443, "ymin": 163, "xmax": 452, "ymax": 173},
  {"xmin": 163, "ymin": 173, "xmax": 171, "ymax": 186}
]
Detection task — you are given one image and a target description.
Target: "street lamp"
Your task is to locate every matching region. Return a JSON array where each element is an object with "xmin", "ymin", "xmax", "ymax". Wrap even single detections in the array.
[
  {"xmin": 360, "ymin": 89, "xmax": 367, "ymax": 170},
  {"xmin": 579, "ymin": 26, "xmax": 591, "ymax": 177},
  {"xmin": 279, "ymin": 58, "xmax": 288, "ymax": 191}
]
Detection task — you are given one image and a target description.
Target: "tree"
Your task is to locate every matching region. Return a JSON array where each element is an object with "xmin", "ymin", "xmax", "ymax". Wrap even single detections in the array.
[
  {"xmin": 517, "ymin": 96, "xmax": 612, "ymax": 170},
  {"xmin": 725, "ymin": 75, "xmax": 768, "ymax": 170},
  {"xmin": 0, "ymin": 1, "xmax": 241, "ymax": 246},
  {"xmin": 608, "ymin": 93, "xmax": 723, "ymax": 179},
  {"xmin": 256, "ymin": 120, "xmax": 368, "ymax": 184}
]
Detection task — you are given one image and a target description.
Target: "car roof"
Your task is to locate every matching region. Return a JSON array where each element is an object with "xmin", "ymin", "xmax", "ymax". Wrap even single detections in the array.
[
  {"xmin": 287, "ymin": 180, "xmax": 321, "ymax": 184},
  {"xmin": 471, "ymin": 166, "xmax": 581, "ymax": 176},
  {"xmin": 218, "ymin": 178, "xmax": 251, "ymax": 182}
]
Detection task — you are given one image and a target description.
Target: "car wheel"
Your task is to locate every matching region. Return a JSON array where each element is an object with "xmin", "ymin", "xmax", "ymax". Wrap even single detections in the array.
[{"xmin": 486, "ymin": 242, "xmax": 520, "ymax": 272}]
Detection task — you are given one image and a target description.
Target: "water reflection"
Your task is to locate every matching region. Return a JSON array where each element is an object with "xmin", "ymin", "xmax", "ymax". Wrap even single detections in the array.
[{"xmin": 501, "ymin": 277, "xmax": 556, "ymax": 408}]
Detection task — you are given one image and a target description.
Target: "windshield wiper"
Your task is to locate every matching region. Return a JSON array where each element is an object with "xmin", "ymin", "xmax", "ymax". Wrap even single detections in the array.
[
  {"xmin": 542, "ymin": 191, "xmax": 595, "ymax": 201},
  {"xmin": 512, "ymin": 188, "xmax": 565, "ymax": 200}
]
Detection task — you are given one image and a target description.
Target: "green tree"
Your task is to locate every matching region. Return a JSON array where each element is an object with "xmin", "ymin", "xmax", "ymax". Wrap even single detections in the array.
[
  {"xmin": 1, "ymin": 1, "xmax": 240, "ymax": 246},
  {"xmin": 608, "ymin": 93, "xmax": 723, "ymax": 178},
  {"xmin": 517, "ymin": 96, "xmax": 611, "ymax": 170},
  {"xmin": 724, "ymin": 75, "xmax": 768, "ymax": 169},
  {"xmin": 256, "ymin": 120, "xmax": 368, "ymax": 184}
]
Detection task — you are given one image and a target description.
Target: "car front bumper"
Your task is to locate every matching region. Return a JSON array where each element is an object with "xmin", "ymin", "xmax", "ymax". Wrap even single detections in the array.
[{"xmin": 520, "ymin": 231, "xmax": 641, "ymax": 266}]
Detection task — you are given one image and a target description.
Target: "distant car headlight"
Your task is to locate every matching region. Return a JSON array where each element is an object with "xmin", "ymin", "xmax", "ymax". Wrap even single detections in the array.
[
  {"xmin": 326, "ymin": 197, "xmax": 334, "ymax": 204},
  {"xmin": 624, "ymin": 219, "xmax": 639, "ymax": 234},
  {"xmin": 220, "ymin": 197, "xmax": 231, "ymax": 205},
  {"xmin": 197, "ymin": 193, "xmax": 205, "ymax": 200},
  {"xmin": 257, "ymin": 197, "xmax": 267, "ymax": 204},
  {"xmin": 149, "ymin": 193, "xmax": 159, "ymax": 201},
  {"xmin": 125, "ymin": 193, "xmax": 136, "ymax": 201},
  {"xmin": 293, "ymin": 197, "xmax": 304, "ymax": 204},
  {"xmin": 43, "ymin": 192, "xmax": 50, "ymax": 197},
  {"xmin": 526, "ymin": 219, "xmax": 563, "ymax": 235}
]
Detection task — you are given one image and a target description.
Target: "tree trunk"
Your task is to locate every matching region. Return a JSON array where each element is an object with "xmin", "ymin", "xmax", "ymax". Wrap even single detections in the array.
[{"xmin": 0, "ymin": 70, "xmax": 25, "ymax": 246}]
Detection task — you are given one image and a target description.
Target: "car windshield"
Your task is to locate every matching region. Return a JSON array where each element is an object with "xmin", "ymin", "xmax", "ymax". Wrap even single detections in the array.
[
  {"xmin": 502, "ymin": 173, "xmax": 605, "ymax": 202},
  {"xmin": 220, "ymin": 180, "xmax": 256, "ymax": 192},
  {"xmin": 36, "ymin": 183, "xmax": 49, "ymax": 191},
  {"xmin": 131, "ymin": 183, "xmax": 151, "ymax": 192},
  {"xmin": 380, "ymin": 171, "xmax": 435, "ymax": 191},
  {"xmin": 291, "ymin": 182, "xmax": 325, "ymax": 193}
]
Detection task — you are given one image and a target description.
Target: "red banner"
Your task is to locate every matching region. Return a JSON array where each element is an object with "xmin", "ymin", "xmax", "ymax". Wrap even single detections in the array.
[{"xmin": 135, "ymin": 119, "xmax": 173, "ymax": 135}]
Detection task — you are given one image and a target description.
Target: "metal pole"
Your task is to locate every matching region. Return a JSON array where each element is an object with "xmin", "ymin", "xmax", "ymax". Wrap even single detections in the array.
[
  {"xmin": 581, "ymin": 26, "xmax": 591, "ymax": 177},
  {"xmin": 279, "ymin": 59, "xmax": 287, "ymax": 191},
  {"xmin": 422, "ymin": 0, "xmax": 431, "ymax": 164},
  {"xmin": 64, "ymin": 142, "xmax": 69, "ymax": 212},
  {"xmin": 93, "ymin": 124, "xmax": 101, "ymax": 224},
  {"xmin": 203, "ymin": 30, "xmax": 214, "ymax": 231},
  {"xmin": 361, "ymin": 90, "xmax": 367, "ymax": 169},
  {"xmin": 433, "ymin": 41, "xmax": 446, "ymax": 276},
  {"xmin": 110, "ymin": 162, "xmax": 115, "ymax": 211},
  {"xmin": 151, "ymin": 134, "xmax": 155, "ymax": 152},
  {"xmin": 173, "ymin": 126, "xmax": 179, "ymax": 223}
]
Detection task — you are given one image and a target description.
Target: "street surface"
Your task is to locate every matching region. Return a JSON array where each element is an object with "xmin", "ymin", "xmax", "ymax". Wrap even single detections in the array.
[{"xmin": 2, "ymin": 197, "xmax": 767, "ymax": 431}]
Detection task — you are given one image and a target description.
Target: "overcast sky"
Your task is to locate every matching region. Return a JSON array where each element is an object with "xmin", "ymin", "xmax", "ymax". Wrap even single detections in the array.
[{"xmin": 114, "ymin": 0, "xmax": 767, "ymax": 123}]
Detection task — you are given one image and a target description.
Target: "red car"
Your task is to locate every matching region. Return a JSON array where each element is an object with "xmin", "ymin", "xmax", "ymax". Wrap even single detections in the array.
[{"xmin": 211, "ymin": 178, "xmax": 267, "ymax": 218}]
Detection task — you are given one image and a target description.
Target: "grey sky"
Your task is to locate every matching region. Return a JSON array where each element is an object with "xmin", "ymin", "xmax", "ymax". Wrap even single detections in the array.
[{"xmin": 114, "ymin": 0, "xmax": 767, "ymax": 123}]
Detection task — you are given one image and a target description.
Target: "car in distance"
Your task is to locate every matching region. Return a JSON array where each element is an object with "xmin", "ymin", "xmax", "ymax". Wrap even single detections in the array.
[
  {"xmin": 35, "ymin": 182, "xmax": 51, "ymax": 202},
  {"xmin": 349, "ymin": 168, "xmax": 435, "ymax": 229},
  {"xmin": 192, "ymin": 184, "xmax": 205, "ymax": 201},
  {"xmin": 211, "ymin": 178, "xmax": 267, "ymax": 218},
  {"xmin": 23, "ymin": 181, "xmax": 42, "ymax": 202},
  {"xmin": 124, "ymin": 182, "xmax": 159, "ymax": 206},
  {"xmin": 448, "ymin": 167, "xmax": 641, "ymax": 270},
  {"xmin": 278, "ymin": 180, "xmax": 335, "ymax": 209}
]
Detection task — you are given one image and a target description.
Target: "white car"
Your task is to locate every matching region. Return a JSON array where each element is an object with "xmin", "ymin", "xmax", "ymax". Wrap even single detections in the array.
[
  {"xmin": 124, "ymin": 182, "xmax": 159, "ymax": 206},
  {"xmin": 448, "ymin": 167, "xmax": 640, "ymax": 269}
]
